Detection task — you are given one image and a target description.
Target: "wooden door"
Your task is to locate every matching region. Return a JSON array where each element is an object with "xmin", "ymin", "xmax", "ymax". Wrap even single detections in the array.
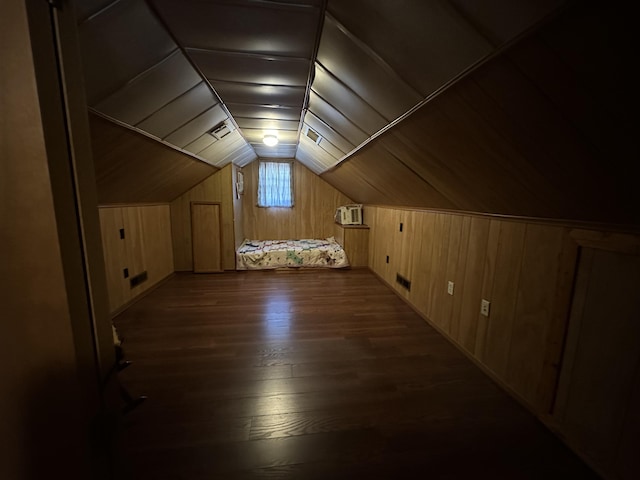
[
  {"xmin": 191, "ymin": 202, "xmax": 223, "ymax": 273},
  {"xmin": 552, "ymin": 247, "xmax": 640, "ymax": 477}
]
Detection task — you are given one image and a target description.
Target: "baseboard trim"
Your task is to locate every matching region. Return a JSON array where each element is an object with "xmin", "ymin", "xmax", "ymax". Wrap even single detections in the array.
[
  {"xmin": 369, "ymin": 269, "xmax": 538, "ymax": 415},
  {"xmin": 367, "ymin": 268, "xmax": 613, "ymax": 477},
  {"xmin": 109, "ymin": 272, "xmax": 176, "ymax": 319}
]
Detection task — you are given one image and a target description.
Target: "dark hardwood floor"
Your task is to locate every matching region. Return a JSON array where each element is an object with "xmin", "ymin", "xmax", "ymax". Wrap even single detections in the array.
[{"xmin": 112, "ymin": 269, "xmax": 599, "ymax": 479}]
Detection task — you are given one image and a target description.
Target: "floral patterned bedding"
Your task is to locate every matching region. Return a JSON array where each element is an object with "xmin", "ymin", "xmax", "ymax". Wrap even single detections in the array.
[{"xmin": 236, "ymin": 237, "xmax": 349, "ymax": 270}]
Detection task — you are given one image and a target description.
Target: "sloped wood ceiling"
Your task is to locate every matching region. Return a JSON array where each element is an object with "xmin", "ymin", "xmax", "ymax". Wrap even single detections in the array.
[
  {"xmin": 76, "ymin": 0, "xmax": 257, "ymax": 168},
  {"xmin": 75, "ymin": 0, "xmax": 569, "ymax": 174},
  {"xmin": 322, "ymin": 1, "xmax": 639, "ymax": 225},
  {"xmin": 90, "ymin": 113, "xmax": 216, "ymax": 204},
  {"xmin": 77, "ymin": 0, "xmax": 637, "ymax": 224}
]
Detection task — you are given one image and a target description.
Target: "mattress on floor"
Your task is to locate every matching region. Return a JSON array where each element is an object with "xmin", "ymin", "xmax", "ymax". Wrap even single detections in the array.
[{"xmin": 236, "ymin": 237, "xmax": 349, "ymax": 270}]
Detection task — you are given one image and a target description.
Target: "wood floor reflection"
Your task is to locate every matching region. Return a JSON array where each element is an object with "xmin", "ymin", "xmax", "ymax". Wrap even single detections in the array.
[{"xmin": 113, "ymin": 269, "xmax": 599, "ymax": 479}]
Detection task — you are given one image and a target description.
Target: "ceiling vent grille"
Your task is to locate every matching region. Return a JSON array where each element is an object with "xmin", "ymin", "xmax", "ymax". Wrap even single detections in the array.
[
  {"xmin": 210, "ymin": 121, "xmax": 232, "ymax": 140},
  {"xmin": 304, "ymin": 125, "xmax": 322, "ymax": 145}
]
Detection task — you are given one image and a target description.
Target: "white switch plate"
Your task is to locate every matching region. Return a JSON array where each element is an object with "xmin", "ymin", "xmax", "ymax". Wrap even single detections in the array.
[
  {"xmin": 447, "ymin": 281, "xmax": 454, "ymax": 295},
  {"xmin": 480, "ymin": 299, "xmax": 490, "ymax": 317}
]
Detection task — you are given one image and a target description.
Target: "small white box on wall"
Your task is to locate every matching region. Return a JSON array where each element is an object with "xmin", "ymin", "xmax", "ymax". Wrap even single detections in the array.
[{"xmin": 236, "ymin": 171, "xmax": 244, "ymax": 198}]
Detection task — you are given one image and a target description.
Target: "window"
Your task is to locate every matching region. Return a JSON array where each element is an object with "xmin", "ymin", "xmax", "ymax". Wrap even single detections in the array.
[{"xmin": 257, "ymin": 161, "xmax": 293, "ymax": 207}]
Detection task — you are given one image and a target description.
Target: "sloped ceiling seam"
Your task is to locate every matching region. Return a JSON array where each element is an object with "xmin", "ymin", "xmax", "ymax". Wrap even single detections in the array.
[
  {"xmin": 328, "ymin": 4, "xmax": 573, "ymax": 171},
  {"xmin": 90, "ymin": 109, "xmax": 221, "ymax": 169},
  {"xmin": 144, "ymin": 0, "xmax": 248, "ymax": 153},
  {"xmin": 298, "ymin": 0, "xmax": 328, "ymax": 138}
]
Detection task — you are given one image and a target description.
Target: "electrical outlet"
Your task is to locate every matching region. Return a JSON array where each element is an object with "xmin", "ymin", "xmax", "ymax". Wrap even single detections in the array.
[
  {"xmin": 447, "ymin": 281, "xmax": 454, "ymax": 295},
  {"xmin": 480, "ymin": 299, "xmax": 490, "ymax": 317}
]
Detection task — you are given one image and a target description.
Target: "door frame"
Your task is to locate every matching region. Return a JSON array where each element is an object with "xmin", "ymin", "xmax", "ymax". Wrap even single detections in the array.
[{"xmin": 190, "ymin": 201, "xmax": 224, "ymax": 273}]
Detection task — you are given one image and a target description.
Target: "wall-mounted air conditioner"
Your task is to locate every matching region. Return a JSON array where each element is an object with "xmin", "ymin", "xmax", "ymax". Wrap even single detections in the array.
[{"xmin": 335, "ymin": 204, "xmax": 363, "ymax": 225}]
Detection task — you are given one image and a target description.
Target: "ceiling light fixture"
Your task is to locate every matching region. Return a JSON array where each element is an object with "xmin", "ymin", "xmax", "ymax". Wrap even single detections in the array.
[{"xmin": 263, "ymin": 134, "xmax": 278, "ymax": 147}]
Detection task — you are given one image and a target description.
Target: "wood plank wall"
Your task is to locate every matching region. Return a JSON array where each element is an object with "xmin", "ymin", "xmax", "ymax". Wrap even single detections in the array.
[
  {"xmin": 90, "ymin": 113, "xmax": 217, "ymax": 205},
  {"xmin": 366, "ymin": 205, "xmax": 579, "ymax": 413},
  {"xmin": 322, "ymin": 2, "xmax": 639, "ymax": 226},
  {"xmin": 366, "ymin": 205, "xmax": 640, "ymax": 479},
  {"xmin": 171, "ymin": 164, "xmax": 236, "ymax": 271},
  {"xmin": 333, "ymin": 225, "xmax": 370, "ymax": 267},
  {"xmin": 98, "ymin": 205, "xmax": 174, "ymax": 314},
  {"xmin": 242, "ymin": 159, "xmax": 352, "ymax": 241},
  {"xmin": 1, "ymin": 2, "xmax": 96, "ymax": 477},
  {"xmin": 550, "ymin": 244, "xmax": 640, "ymax": 480}
]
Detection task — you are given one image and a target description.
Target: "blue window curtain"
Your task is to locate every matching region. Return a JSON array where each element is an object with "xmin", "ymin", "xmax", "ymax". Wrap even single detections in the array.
[{"xmin": 258, "ymin": 161, "xmax": 293, "ymax": 207}]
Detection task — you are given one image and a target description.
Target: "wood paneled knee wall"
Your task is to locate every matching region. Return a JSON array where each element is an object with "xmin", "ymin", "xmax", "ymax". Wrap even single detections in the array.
[
  {"xmin": 99, "ymin": 205, "xmax": 174, "ymax": 314},
  {"xmin": 365, "ymin": 205, "xmax": 640, "ymax": 479}
]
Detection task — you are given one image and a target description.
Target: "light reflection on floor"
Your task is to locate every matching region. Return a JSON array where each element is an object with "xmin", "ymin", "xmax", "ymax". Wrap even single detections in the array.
[
  {"xmin": 258, "ymin": 292, "xmax": 298, "ymax": 419},
  {"xmin": 262, "ymin": 291, "xmax": 292, "ymax": 339}
]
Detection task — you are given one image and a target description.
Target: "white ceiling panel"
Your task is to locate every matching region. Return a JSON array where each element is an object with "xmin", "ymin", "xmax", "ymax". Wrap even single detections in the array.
[
  {"xmin": 226, "ymin": 104, "xmax": 302, "ymax": 121},
  {"xmin": 94, "ymin": 51, "xmax": 202, "ymax": 125},
  {"xmin": 188, "ymin": 49, "xmax": 310, "ymax": 87},
  {"xmin": 78, "ymin": 0, "xmax": 177, "ymax": 105},
  {"xmin": 149, "ymin": 0, "xmax": 321, "ymax": 57},
  {"xmin": 296, "ymin": 137, "xmax": 341, "ymax": 174},
  {"xmin": 303, "ymin": 112, "xmax": 355, "ymax": 154},
  {"xmin": 183, "ymin": 134, "xmax": 217, "ymax": 156},
  {"xmin": 253, "ymin": 144, "xmax": 298, "ymax": 158},
  {"xmin": 312, "ymin": 65, "xmax": 387, "ymax": 135},
  {"xmin": 316, "ymin": 136, "xmax": 344, "ymax": 160},
  {"xmin": 232, "ymin": 146, "xmax": 259, "ymax": 168},
  {"xmin": 164, "ymin": 105, "xmax": 228, "ymax": 148},
  {"xmin": 316, "ymin": 16, "xmax": 422, "ymax": 122},
  {"xmin": 216, "ymin": 144, "xmax": 258, "ymax": 168},
  {"xmin": 235, "ymin": 118, "xmax": 301, "ymax": 131},
  {"xmin": 198, "ymin": 131, "xmax": 251, "ymax": 166},
  {"xmin": 136, "ymin": 82, "xmax": 218, "ymax": 139},
  {"xmin": 327, "ymin": 1, "xmax": 492, "ymax": 96},
  {"xmin": 210, "ymin": 83, "xmax": 307, "ymax": 108},
  {"xmin": 242, "ymin": 129, "xmax": 300, "ymax": 145},
  {"xmin": 76, "ymin": 0, "xmax": 570, "ymax": 174},
  {"xmin": 308, "ymin": 92, "xmax": 369, "ymax": 146}
]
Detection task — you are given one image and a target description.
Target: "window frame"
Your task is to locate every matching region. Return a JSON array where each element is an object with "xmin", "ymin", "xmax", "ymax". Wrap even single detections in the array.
[{"xmin": 256, "ymin": 160, "xmax": 294, "ymax": 208}]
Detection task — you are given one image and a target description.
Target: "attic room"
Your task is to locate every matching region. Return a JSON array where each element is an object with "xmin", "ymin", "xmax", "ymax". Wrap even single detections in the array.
[{"xmin": 2, "ymin": 0, "xmax": 639, "ymax": 479}]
